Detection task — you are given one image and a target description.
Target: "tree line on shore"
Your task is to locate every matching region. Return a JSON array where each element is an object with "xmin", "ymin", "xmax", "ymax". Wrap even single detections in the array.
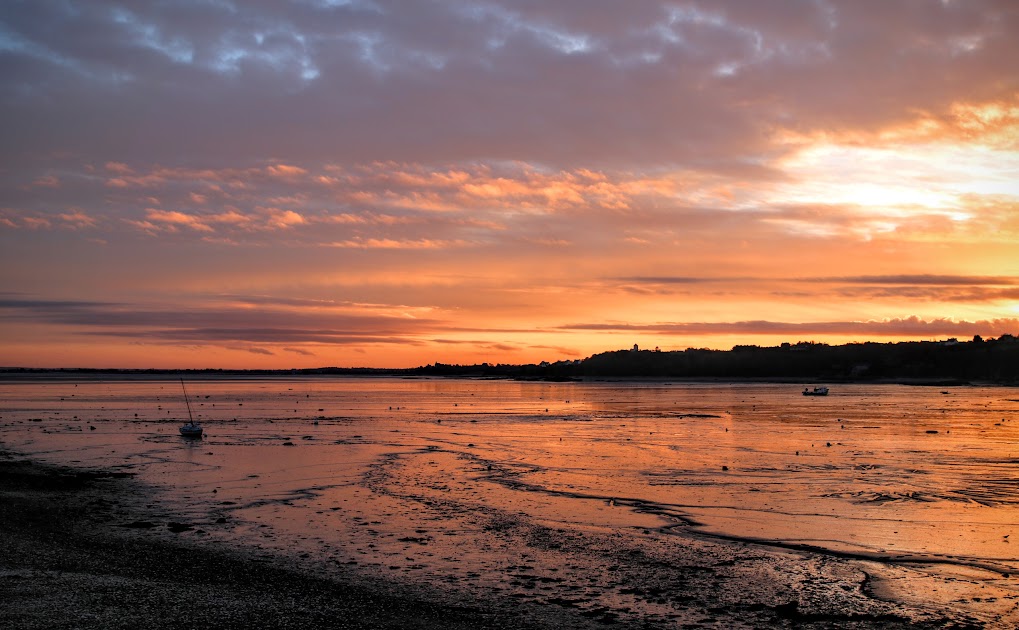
[
  {"xmin": 5, "ymin": 335, "xmax": 1017, "ymax": 384},
  {"xmin": 421, "ymin": 335, "xmax": 1019, "ymax": 383}
]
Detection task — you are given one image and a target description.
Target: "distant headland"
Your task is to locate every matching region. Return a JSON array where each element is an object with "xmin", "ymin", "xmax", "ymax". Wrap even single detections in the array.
[{"xmin": 2, "ymin": 335, "xmax": 1017, "ymax": 385}]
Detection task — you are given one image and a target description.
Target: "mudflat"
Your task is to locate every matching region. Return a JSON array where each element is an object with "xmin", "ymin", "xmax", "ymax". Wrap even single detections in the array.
[
  {"xmin": 3, "ymin": 379, "xmax": 1017, "ymax": 628},
  {"xmin": 0, "ymin": 452, "xmax": 570, "ymax": 630},
  {"xmin": 0, "ymin": 449, "xmax": 974, "ymax": 629}
]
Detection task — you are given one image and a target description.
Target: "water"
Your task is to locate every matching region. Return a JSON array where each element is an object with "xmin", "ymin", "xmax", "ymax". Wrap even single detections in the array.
[{"xmin": 2, "ymin": 376, "xmax": 1018, "ymax": 625}]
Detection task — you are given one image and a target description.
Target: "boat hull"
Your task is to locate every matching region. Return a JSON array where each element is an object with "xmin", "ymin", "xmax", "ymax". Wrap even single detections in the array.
[{"xmin": 179, "ymin": 424, "xmax": 203, "ymax": 438}]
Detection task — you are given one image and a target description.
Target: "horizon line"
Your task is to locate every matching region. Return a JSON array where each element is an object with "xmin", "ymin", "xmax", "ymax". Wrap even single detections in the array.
[{"xmin": 2, "ymin": 334, "xmax": 1013, "ymax": 373}]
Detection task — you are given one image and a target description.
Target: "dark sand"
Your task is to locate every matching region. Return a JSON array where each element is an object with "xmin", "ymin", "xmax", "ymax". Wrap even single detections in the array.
[
  {"xmin": 0, "ymin": 448, "xmax": 984, "ymax": 629},
  {"xmin": 0, "ymin": 450, "xmax": 578, "ymax": 630}
]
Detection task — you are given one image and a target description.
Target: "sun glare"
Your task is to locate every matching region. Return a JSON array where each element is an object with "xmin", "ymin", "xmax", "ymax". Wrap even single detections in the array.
[{"xmin": 774, "ymin": 141, "xmax": 1013, "ymax": 209}]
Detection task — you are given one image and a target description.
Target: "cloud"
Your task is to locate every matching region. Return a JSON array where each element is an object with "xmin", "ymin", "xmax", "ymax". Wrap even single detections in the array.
[
  {"xmin": 207, "ymin": 209, "xmax": 251, "ymax": 226},
  {"xmin": 602, "ymin": 275, "xmax": 1019, "ymax": 304},
  {"xmin": 7, "ymin": 148, "xmax": 1014, "ymax": 254},
  {"xmin": 1, "ymin": 2, "xmax": 1018, "ymax": 367},
  {"xmin": 0, "ymin": 295, "xmax": 446, "ymax": 347},
  {"xmin": 22, "ymin": 216, "xmax": 53, "ymax": 229},
  {"xmin": 145, "ymin": 208, "xmax": 215, "ymax": 232},
  {"xmin": 263, "ymin": 208, "xmax": 305, "ymax": 229},
  {"xmin": 614, "ymin": 276, "xmax": 715, "ymax": 285},
  {"xmin": 830, "ymin": 286, "xmax": 1019, "ymax": 304},
  {"xmin": 31, "ymin": 175, "xmax": 61, "ymax": 189},
  {"xmin": 106, "ymin": 162, "xmax": 133, "ymax": 174},
  {"xmin": 3, "ymin": 0, "xmax": 1012, "ymax": 172},
  {"xmin": 4, "ymin": 294, "xmax": 1015, "ymax": 353},
  {"xmin": 0, "ymin": 296, "xmax": 121, "ymax": 311},
  {"xmin": 325, "ymin": 238, "xmax": 465, "ymax": 250},
  {"xmin": 804, "ymin": 275, "xmax": 1019, "ymax": 286},
  {"xmin": 484, "ymin": 343, "xmax": 519, "ymax": 352},
  {"xmin": 58, "ymin": 210, "xmax": 98, "ymax": 229},
  {"xmin": 797, "ymin": 275, "xmax": 1019, "ymax": 303},
  {"xmin": 559, "ymin": 317, "xmax": 1019, "ymax": 338},
  {"xmin": 265, "ymin": 164, "xmax": 308, "ymax": 178}
]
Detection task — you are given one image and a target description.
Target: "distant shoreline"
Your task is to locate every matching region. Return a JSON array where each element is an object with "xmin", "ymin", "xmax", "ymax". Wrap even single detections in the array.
[
  {"xmin": 0, "ymin": 368, "xmax": 992, "ymax": 388},
  {"xmin": 2, "ymin": 336, "xmax": 1017, "ymax": 385}
]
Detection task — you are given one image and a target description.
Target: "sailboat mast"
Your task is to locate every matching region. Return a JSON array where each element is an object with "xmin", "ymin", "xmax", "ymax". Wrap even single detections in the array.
[{"xmin": 180, "ymin": 378, "xmax": 195, "ymax": 423}]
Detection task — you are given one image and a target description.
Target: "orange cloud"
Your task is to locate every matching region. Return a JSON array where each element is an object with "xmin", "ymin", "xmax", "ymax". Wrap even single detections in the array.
[
  {"xmin": 58, "ymin": 210, "xmax": 97, "ymax": 229},
  {"xmin": 22, "ymin": 216, "xmax": 52, "ymax": 229},
  {"xmin": 948, "ymin": 99, "xmax": 1019, "ymax": 148},
  {"xmin": 207, "ymin": 209, "xmax": 252, "ymax": 226},
  {"xmin": 145, "ymin": 209, "xmax": 215, "ymax": 232},
  {"xmin": 105, "ymin": 162, "xmax": 133, "ymax": 174},
  {"xmin": 262, "ymin": 208, "xmax": 306, "ymax": 229},
  {"xmin": 326, "ymin": 238, "xmax": 463, "ymax": 249},
  {"xmin": 265, "ymin": 164, "xmax": 308, "ymax": 178}
]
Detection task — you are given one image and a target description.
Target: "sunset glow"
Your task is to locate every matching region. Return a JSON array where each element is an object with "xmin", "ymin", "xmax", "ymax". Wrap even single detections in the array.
[{"xmin": 1, "ymin": 1, "xmax": 1017, "ymax": 368}]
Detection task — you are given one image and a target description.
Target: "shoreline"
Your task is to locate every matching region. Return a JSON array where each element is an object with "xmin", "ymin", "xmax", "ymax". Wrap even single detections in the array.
[
  {"xmin": 2, "ymin": 446, "xmax": 994, "ymax": 628},
  {"xmin": 2, "ymin": 335, "xmax": 1016, "ymax": 385},
  {"xmin": 6, "ymin": 373, "xmax": 1017, "ymax": 629},
  {"xmin": 0, "ymin": 448, "xmax": 584, "ymax": 630},
  {"xmin": 0, "ymin": 369, "xmax": 998, "ymax": 387}
]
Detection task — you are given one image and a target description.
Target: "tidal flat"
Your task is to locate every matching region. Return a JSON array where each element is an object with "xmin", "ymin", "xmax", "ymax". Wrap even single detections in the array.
[{"xmin": 2, "ymin": 377, "xmax": 1018, "ymax": 627}]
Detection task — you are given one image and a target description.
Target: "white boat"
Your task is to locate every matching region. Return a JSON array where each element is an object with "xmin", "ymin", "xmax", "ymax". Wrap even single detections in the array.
[
  {"xmin": 802, "ymin": 386, "xmax": 829, "ymax": 396},
  {"xmin": 178, "ymin": 379, "xmax": 203, "ymax": 438}
]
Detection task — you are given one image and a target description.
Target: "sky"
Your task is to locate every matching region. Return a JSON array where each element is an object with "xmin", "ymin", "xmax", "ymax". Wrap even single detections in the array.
[{"xmin": 1, "ymin": 0, "xmax": 1018, "ymax": 369}]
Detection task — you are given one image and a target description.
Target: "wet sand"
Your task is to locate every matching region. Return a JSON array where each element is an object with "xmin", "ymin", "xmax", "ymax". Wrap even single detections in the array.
[
  {"xmin": 2, "ymin": 378, "xmax": 1018, "ymax": 627},
  {"xmin": 0, "ymin": 449, "xmax": 963, "ymax": 629},
  {"xmin": 0, "ymin": 451, "xmax": 600, "ymax": 629}
]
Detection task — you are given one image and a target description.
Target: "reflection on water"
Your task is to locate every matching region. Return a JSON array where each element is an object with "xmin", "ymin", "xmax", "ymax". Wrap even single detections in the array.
[{"xmin": 2, "ymin": 377, "xmax": 1018, "ymax": 624}]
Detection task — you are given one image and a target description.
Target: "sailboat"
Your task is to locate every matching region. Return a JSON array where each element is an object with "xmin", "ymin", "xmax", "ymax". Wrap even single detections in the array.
[{"xmin": 178, "ymin": 378, "xmax": 203, "ymax": 438}]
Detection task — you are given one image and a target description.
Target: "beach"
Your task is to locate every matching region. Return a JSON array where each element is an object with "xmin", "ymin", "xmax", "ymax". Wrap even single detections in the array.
[
  {"xmin": 0, "ymin": 450, "xmax": 953, "ymax": 629},
  {"xmin": 1, "ymin": 451, "xmax": 578, "ymax": 629},
  {"xmin": 2, "ymin": 377, "xmax": 1017, "ymax": 627}
]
